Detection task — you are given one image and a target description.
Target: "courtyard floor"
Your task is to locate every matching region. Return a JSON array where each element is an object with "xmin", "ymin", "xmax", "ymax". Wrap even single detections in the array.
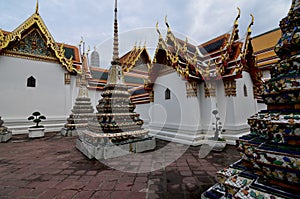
[{"xmin": 0, "ymin": 132, "xmax": 240, "ymax": 199}]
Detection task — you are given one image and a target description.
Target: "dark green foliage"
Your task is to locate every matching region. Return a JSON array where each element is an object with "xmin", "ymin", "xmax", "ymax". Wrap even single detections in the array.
[
  {"xmin": 32, "ymin": 112, "xmax": 41, "ymax": 116},
  {"xmin": 28, "ymin": 111, "xmax": 46, "ymax": 128}
]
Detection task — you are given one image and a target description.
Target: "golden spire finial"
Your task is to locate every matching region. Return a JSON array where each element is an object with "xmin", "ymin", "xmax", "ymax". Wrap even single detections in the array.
[
  {"xmin": 165, "ymin": 15, "xmax": 170, "ymax": 29},
  {"xmin": 35, "ymin": 0, "xmax": 39, "ymax": 14},
  {"xmin": 247, "ymin": 14, "xmax": 254, "ymax": 34},
  {"xmin": 235, "ymin": 7, "xmax": 241, "ymax": 26},
  {"xmin": 156, "ymin": 22, "xmax": 162, "ymax": 37}
]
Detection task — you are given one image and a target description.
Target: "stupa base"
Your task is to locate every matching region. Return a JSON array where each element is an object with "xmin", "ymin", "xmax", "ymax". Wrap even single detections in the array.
[
  {"xmin": 61, "ymin": 128, "xmax": 80, "ymax": 137},
  {"xmin": 76, "ymin": 130, "xmax": 156, "ymax": 160},
  {"xmin": 0, "ymin": 131, "xmax": 12, "ymax": 142}
]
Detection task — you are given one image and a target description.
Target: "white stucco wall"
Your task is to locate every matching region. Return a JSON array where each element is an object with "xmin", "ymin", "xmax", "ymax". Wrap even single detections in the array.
[
  {"xmin": 148, "ymin": 72, "xmax": 203, "ymax": 145},
  {"xmin": 135, "ymin": 103, "xmax": 151, "ymax": 127},
  {"xmin": 0, "ymin": 56, "xmax": 77, "ymax": 132},
  {"xmin": 257, "ymin": 102, "xmax": 267, "ymax": 111},
  {"xmin": 233, "ymin": 72, "xmax": 258, "ymax": 126},
  {"xmin": 198, "ymin": 83, "xmax": 216, "ymax": 131},
  {"xmin": 199, "ymin": 72, "xmax": 257, "ymax": 134},
  {"xmin": 150, "ymin": 72, "xmax": 201, "ymax": 131}
]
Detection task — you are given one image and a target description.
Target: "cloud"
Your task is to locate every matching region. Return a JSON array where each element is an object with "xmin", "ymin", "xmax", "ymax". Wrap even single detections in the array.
[
  {"xmin": 0, "ymin": 0, "xmax": 291, "ymax": 67},
  {"xmin": 186, "ymin": 0, "xmax": 290, "ymax": 43}
]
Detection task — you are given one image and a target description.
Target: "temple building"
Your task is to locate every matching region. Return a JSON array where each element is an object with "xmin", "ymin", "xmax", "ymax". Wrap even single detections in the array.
[
  {"xmin": 0, "ymin": 1, "xmax": 285, "ymax": 148},
  {"xmin": 147, "ymin": 12, "xmax": 262, "ymax": 145},
  {"xmin": 112, "ymin": 10, "xmax": 266, "ymax": 145},
  {"xmin": 0, "ymin": 3, "xmax": 81, "ymax": 133},
  {"xmin": 0, "ymin": 2, "xmax": 150, "ymax": 134}
]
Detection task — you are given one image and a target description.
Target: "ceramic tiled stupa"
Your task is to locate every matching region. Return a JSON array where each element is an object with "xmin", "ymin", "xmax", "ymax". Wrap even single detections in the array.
[
  {"xmin": 76, "ymin": 0, "xmax": 155, "ymax": 159},
  {"xmin": 0, "ymin": 116, "xmax": 11, "ymax": 142},
  {"xmin": 203, "ymin": 1, "xmax": 300, "ymax": 198},
  {"xmin": 61, "ymin": 52, "xmax": 94, "ymax": 137}
]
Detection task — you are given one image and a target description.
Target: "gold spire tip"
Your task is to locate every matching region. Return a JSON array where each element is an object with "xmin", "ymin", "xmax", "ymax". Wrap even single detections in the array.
[
  {"xmin": 156, "ymin": 22, "xmax": 161, "ymax": 35},
  {"xmin": 35, "ymin": 0, "xmax": 39, "ymax": 14},
  {"xmin": 165, "ymin": 15, "xmax": 170, "ymax": 28},
  {"xmin": 247, "ymin": 14, "xmax": 254, "ymax": 33},
  {"xmin": 235, "ymin": 7, "xmax": 241, "ymax": 25}
]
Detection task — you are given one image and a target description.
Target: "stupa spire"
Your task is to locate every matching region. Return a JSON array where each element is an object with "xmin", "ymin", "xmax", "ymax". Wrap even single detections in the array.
[
  {"xmin": 112, "ymin": 0, "xmax": 120, "ymax": 64},
  {"xmin": 107, "ymin": 0, "xmax": 124, "ymax": 84},
  {"xmin": 76, "ymin": 0, "xmax": 155, "ymax": 160}
]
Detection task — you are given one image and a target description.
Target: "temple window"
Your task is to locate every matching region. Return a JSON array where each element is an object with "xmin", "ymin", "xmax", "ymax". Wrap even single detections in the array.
[
  {"xmin": 27, "ymin": 76, "xmax": 36, "ymax": 87},
  {"xmin": 165, "ymin": 88, "xmax": 171, "ymax": 100},
  {"xmin": 243, "ymin": 84, "xmax": 248, "ymax": 97}
]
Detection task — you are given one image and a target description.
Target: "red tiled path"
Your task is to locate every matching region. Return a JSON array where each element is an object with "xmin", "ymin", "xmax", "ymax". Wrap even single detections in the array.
[{"xmin": 0, "ymin": 133, "xmax": 240, "ymax": 199}]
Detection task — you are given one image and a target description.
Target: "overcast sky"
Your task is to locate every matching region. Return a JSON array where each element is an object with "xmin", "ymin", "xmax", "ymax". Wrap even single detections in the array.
[{"xmin": 0, "ymin": 0, "xmax": 291, "ymax": 68}]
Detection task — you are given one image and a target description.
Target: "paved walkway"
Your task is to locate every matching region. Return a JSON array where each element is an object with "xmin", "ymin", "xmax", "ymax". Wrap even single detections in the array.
[{"xmin": 0, "ymin": 132, "xmax": 240, "ymax": 199}]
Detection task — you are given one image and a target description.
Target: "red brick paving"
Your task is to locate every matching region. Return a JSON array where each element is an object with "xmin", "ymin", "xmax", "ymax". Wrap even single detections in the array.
[{"xmin": 0, "ymin": 132, "xmax": 240, "ymax": 198}]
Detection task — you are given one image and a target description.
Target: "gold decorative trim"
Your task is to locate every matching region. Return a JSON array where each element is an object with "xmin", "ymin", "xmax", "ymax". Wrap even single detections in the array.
[
  {"xmin": 237, "ymin": 14, "xmax": 255, "ymax": 73},
  {"xmin": 149, "ymin": 90, "xmax": 154, "ymax": 102},
  {"xmin": 64, "ymin": 73, "xmax": 71, "ymax": 84},
  {"xmin": 0, "ymin": 11, "xmax": 80, "ymax": 74},
  {"xmin": 204, "ymin": 82, "xmax": 216, "ymax": 98},
  {"xmin": 123, "ymin": 46, "xmax": 151, "ymax": 73},
  {"xmin": 219, "ymin": 7, "xmax": 241, "ymax": 76},
  {"xmin": 224, "ymin": 80, "xmax": 237, "ymax": 97},
  {"xmin": 3, "ymin": 51, "xmax": 59, "ymax": 63},
  {"xmin": 186, "ymin": 82, "xmax": 198, "ymax": 97}
]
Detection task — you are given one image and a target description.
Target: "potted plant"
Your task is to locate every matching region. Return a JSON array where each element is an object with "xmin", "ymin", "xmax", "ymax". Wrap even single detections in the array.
[
  {"xmin": 28, "ymin": 111, "xmax": 46, "ymax": 138},
  {"xmin": 207, "ymin": 110, "xmax": 226, "ymax": 151}
]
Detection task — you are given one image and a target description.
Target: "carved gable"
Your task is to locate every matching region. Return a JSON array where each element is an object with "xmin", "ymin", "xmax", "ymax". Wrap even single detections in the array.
[{"xmin": 5, "ymin": 28, "xmax": 57, "ymax": 60}]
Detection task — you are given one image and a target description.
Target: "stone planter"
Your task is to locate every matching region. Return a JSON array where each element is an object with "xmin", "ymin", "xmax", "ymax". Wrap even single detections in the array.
[
  {"xmin": 207, "ymin": 140, "xmax": 227, "ymax": 152},
  {"xmin": 28, "ymin": 127, "xmax": 45, "ymax": 138},
  {"xmin": 0, "ymin": 131, "xmax": 12, "ymax": 142}
]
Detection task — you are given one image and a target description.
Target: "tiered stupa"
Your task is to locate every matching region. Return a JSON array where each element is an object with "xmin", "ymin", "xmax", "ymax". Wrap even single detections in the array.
[
  {"xmin": 61, "ymin": 47, "xmax": 94, "ymax": 136},
  {"xmin": 203, "ymin": 1, "xmax": 300, "ymax": 198},
  {"xmin": 76, "ymin": 0, "xmax": 155, "ymax": 159},
  {"xmin": 0, "ymin": 116, "xmax": 12, "ymax": 142}
]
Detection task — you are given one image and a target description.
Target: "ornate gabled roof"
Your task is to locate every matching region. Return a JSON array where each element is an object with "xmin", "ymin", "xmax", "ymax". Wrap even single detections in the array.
[
  {"xmin": 88, "ymin": 66, "xmax": 149, "ymax": 93},
  {"xmin": 120, "ymin": 43, "xmax": 151, "ymax": 73},
  {"xmin": 151, "ymin": 19, "xmax": 205, "ymax": 83},
  {"xmin": 0, "ymin": 2, "xmax": 81, "ymax": 74},
  {"xmin": 151, "ymin": 9, "xmax": 248, "ymax": 83},
  {"xmin": 199, "ymin": 34, "xmax": 229, "ymax": 55},
  {"xmin": 197, "ymin": 8, "xmax": 243, "ymax": 80}
]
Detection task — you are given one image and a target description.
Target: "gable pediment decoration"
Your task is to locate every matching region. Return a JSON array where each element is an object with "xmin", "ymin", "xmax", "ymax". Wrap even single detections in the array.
[
  {"xmin": 5, "ymin": 28, "xmax": 57, "ymax": 59},
  {"xmin": 0, "ymin": 12, "xmax": 81, "ymax": 74}
]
